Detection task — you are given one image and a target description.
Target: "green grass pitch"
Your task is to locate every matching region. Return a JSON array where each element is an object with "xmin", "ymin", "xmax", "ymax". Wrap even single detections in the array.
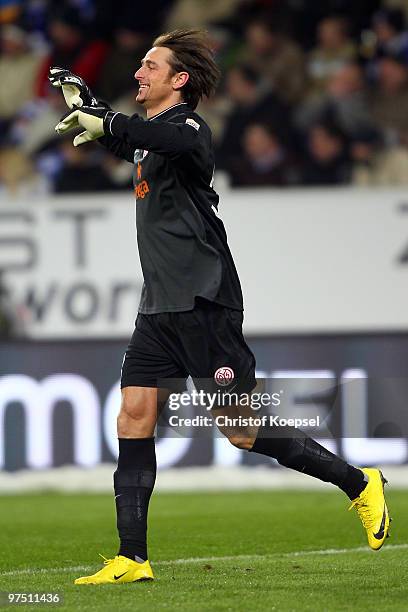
[{"xmin": 0, "ymin": 489, "xmax": 407, "ymax": 611}]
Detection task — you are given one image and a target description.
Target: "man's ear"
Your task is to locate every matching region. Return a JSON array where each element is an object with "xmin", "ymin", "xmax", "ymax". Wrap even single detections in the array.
[{"xmin": 173, "ymin": 71, "xmax": 189, "ymax": 91}]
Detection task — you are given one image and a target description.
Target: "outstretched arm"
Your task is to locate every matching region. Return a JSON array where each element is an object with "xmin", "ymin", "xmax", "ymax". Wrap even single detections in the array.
[
  {"xmin": 106, "ymin": 112, "xmax": 202, "ymax": 158},
  {"xmin": 55, "ymin": 106, "xmax": 204, "ymax": 161}
]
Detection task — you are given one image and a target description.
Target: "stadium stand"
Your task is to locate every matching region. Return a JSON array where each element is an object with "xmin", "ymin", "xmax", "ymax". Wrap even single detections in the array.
[{"xmin": 1, "ymin": 1, "xmax": 408, "ymax": 194}]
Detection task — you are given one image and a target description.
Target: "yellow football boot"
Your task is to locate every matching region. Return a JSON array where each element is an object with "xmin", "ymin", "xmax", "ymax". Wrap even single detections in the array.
[
  {"xmin": 74, "ymin": 555, "xmax": 154, "ymax": 585},
  {"xmin": 349, "ymin": 468, "xmax": 391, "ymax": 551}
]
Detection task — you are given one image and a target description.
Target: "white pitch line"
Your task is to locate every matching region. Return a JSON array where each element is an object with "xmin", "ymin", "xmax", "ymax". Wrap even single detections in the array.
[
  {"xmin": 1, "ymin": 544, "xmax": 407, "ymax": 578},
  {"xmin": 157, "ymin": 543, "xmax": 408, "ymax": 565},
  {"xmin": 0, "ymin": 565, "xmax": 92, "ymax": 578},
  {"xmin": 286, "ymin": 543, "xmax": 408, "ymax": 557}
]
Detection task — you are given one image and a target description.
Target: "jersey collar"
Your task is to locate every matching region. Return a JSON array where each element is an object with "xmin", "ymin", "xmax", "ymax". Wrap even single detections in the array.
[{"xmin": 148, "ymin": 102, "xmax": 189, "ymax": 121}]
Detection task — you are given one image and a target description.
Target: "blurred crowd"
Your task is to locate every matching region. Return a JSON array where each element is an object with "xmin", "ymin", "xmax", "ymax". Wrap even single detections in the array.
[{"xmin": 2, "ymin": 0, "xmax": 408, "ymax": 194}]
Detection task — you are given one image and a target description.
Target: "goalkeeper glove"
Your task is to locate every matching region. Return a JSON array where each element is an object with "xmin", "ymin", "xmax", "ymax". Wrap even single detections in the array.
[
  {"xmin": 48, "ymin": 67, "xmax": 98, "ymax": 109},
  {"xmin": 55, "ymin": 105, "xmax": 117, "ymax": 146}
]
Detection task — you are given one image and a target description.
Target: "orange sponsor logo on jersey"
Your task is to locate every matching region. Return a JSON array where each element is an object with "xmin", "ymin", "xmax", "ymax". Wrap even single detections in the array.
[
  {"xmin": 134, "ymin": 161, "xmax": 150, "ymax": 199},
  {"xmin": 135, "ymin": 180, "xmax": 150, "ymax": 199}
]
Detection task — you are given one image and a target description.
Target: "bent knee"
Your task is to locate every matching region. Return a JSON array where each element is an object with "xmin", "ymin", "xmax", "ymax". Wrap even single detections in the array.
[
  {"xmin": 120, "ymin": 396, "xmax": 147, "ymax": 422},
  {"xmin": 118, "ymin": 398, "xmax": 155, "ymax": 437}
]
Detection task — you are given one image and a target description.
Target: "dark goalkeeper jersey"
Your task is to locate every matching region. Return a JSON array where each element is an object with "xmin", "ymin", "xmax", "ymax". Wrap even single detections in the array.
[{"xmin": 100, "ymin": 102, "xmax": 243, "ymax": 314}]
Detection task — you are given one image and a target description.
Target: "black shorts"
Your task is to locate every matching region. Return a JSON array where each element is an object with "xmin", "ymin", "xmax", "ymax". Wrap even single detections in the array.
[{"xmin": 121, "ymin": 298, "xmax": 256, "ymax": 395}]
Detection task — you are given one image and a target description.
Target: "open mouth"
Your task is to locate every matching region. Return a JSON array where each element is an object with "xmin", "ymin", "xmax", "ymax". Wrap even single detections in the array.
[{"xmin": 138, "ymin": 84, "xmax": 149, "ymax": 93}]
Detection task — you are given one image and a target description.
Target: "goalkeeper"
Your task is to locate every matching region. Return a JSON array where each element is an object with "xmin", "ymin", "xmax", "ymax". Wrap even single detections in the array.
[{"xmin": 51, "ymin": 29, "xmax": 391, "ymax": 586}]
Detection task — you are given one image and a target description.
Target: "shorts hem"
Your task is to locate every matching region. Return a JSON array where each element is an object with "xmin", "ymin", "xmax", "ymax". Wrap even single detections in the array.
[
  {"xmin": 120, "ymin": 378, "xmax": 160, "ymax": 389},
  {"xmin": 120, "ymin": 377, "xmax": 187, "ymax": 390}
]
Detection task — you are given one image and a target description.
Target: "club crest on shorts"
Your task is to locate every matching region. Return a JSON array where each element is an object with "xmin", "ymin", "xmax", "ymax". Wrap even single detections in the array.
[{"xmin": 214, "ymin": 366, "xmax": 235, "ymax": 386}]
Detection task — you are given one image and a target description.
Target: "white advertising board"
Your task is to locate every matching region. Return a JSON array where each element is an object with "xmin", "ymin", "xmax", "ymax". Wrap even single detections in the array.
[{"xmin": 1, "ymin": 187, "xmax": 408, "ymax": 337}]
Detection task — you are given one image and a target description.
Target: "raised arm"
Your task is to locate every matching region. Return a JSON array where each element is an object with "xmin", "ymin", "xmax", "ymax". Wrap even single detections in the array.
[
  {"xmin": 49, "ymin": 67, "xmax": 138, "ymax": 164},
  {"xmin": 105, "ymin": 112, "xmax": 202, "ymax": 159},
  {"xmin": 56, "ymin": 106, "xmax": 209, "ymax": 168}
]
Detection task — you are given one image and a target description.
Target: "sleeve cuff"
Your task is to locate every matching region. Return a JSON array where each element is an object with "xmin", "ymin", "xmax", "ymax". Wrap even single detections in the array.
[{"xmin": 104, "ymin": 111, "xmax": 129, "ymax": 138}]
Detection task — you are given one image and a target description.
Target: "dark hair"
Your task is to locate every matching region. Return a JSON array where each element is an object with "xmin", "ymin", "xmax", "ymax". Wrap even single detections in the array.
[
  {"xmin": 153, "ymin": 29, "xmax": 221, "ymax": 109},
  {"xmin": 319, "ymin": 15, "xmax": 350, "ymax": 34},
  {"xmin": 246, "ymin": 121, "xmax": 281, "ymax": 142}
]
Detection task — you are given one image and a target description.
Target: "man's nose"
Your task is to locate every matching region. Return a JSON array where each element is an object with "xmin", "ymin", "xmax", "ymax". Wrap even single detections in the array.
[{"xmin": 135, "ymin": 64, "xmax": 148, "ymax": 79}]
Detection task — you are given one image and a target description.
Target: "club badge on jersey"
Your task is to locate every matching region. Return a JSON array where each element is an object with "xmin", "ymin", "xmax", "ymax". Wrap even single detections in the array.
[{"xmin": 134, "ymin": 149, "xmax": 148, "ymax": 163}]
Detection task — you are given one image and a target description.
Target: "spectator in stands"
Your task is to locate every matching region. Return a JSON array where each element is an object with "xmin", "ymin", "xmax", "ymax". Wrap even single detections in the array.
[
  {"xmin": 0, "ymin": 25, "xmax": 43, "ymax": 122},
  {"xmin": 0, "ymin": 146, "xmax": 46, "ymax": 198},
  {"xmin": 35, "ymin": 6, "xmax": 109, "ymax": 98},
  {"xmin": 197, "ymin": 92, "xmax": 232, "ymax": 146},
  {"xmin": 282, "ymin": 0, "xmax": 381, "ymax": 51},
  {"xmin": 383, "ymin": 1, "xmax": 408, "ymax": 23},
  {"xmin": 351, "ymin": 127, "xmax": 408, "ymax": 185},
  {"xmin": 53, "ymin": 139, "xmax": 125, "ymax": 193},
  {"xmin": 369, "ymin": 53, "xmax": 408, "ymax": 142},
  {"xmin": 10, "ymin": 88, "xmax": 66, "ymax": 153},
  {"xmin": 226, "ymin": 122, "xmax": 300, "ymax": 187},
  {"xmin": 307, "ymin": 16, "xmax": 357, "ymax": 95},
  {"xmin": 239, "ymin": 19, "xmax": 307, "ymax": 104},
  {"xmin": 297, "ymin": 62, "xmax": 372, "ymax": 137},
  {"xmin": 216, "ymin": 64, "xmax": 290, "ymax": 169},
  {"xmin": 95, "ymin": 0, "xmax": 174, "ymax": 101},
  {"xmin": 3, "ymin": 0, "xmax": 408, "ymax": 194},
  {"xmin": 20, "ymin": 0, "xmax": 52, "ymax": 42},
  {"xmin": 371, "ymin": 9, "xmax": 408, "ymax": 63},
  {"xmin": 301, "ymin": 122, "xmax": 351, "ymax": 185},
  {"xmin": 94, "ymin": 0, "xmax": 171, "ymax": 40},
  {"xmin": 96, "ymin": 29, "xmax": 149, "ymax": 102},
  {"xmin": 164, "ymin": 0, "xmax": 240, "ymax": 31}
]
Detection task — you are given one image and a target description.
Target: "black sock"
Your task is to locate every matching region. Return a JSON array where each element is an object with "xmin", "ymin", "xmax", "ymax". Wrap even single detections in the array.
[
  {"xmin": 114, "ymin": 437, "xmax": 156, "ymax": 562},
  {"xmin": 340, "ymin": 464, "xmax": 367, "ymax": 500},
  {"xmin": 249, "ymin": 424, "xmax": 366, "ymax": 499}
]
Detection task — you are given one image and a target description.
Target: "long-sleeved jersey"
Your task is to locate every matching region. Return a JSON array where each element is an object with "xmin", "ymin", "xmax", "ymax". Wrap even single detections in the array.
[{"xmin": 100, "ymin": 102, "xmax": 243, "ymax": 314}]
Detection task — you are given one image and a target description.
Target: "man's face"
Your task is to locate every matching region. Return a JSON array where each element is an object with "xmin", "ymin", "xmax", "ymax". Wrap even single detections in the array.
[
  {"xmin": 134, "ymin": 46, "xmax": 177, "ymax": 107},
  {"xmin": 379, "ymin": 58, "xmax": 407, "ymax": 92}
]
